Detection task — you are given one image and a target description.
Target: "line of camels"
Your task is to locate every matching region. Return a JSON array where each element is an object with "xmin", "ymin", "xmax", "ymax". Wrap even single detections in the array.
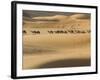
[{"xmin": 23, "ymin": 29, "xmax": 91, "ymax": 34}]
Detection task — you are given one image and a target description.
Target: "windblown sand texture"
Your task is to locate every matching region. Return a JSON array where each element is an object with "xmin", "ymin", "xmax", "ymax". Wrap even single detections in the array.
[{"xmin": 22, "ymin": 11, "xmax": 91, "ymax": 69}]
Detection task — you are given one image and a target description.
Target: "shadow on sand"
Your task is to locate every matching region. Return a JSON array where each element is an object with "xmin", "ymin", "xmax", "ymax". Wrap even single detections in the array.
[{"xmin": 31, "ymin": 59, "xmax": 90, "ymax": 69}]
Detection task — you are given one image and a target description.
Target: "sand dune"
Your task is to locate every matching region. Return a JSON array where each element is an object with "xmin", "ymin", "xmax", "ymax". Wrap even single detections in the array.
[
  {"xmin": 23, "ymin": 33, "xmax": 90, "ymax": 69},
  {"xmin": 32, "ymin": 14, "xmax": 89, "ymax": 20},
  {"xmin": 23, "ymin": 14, "xmax": 90, "ymax": 29},
  {"xmin": 33, "ymin": 15, "xmax": 68, "ymax": 20},
  {"xmin": 70, "ymin": 14, "xmax": 89, "ymax": 19}
]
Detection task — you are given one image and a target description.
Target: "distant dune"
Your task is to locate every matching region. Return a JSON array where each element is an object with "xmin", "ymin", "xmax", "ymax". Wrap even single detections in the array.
[
  {"xmin": 33, "ymin": 15, "xmax": 68, "ymax": 20},
  {"xmin": 23, "ymin": 14, "xmax": 90, "ymax": 29},
  {"xmin": 32, "ymin": 14, "xmax": 90, "ymax": 20},
  {"xmin": 70, "ymin": 14, "xmax": 90, "ymax": 19}
]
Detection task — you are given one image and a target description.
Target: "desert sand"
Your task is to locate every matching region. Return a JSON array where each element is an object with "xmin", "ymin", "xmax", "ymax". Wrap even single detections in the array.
[{"xmin": 22, "ymin": 13, "xmax": 91, "ymax": 69}]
